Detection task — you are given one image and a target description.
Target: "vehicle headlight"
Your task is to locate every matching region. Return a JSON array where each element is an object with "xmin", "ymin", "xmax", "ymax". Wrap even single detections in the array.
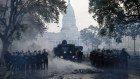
[
  {"xmin": 60, "ymin": 56, "xmax": 63, "ymax": 59},
  {"xmin": 72, "ymin": 56, "xmax": 75, "ymax": 58}
]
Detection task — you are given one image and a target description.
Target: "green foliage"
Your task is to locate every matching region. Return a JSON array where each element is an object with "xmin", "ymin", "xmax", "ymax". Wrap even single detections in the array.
[
  {"xmin": 0, "ymin": 0, "xmax": 67, "ymax": 59},
  {"xmin": 89, "ymin": 0, "xmax": 140, "ymax": 27},
  {"xmin": 0, "ymin": 0, "xmax": 66, "ymax": 42},
  {"xmin": 28, "ymin": 0, "xmax": 66, "ymax": 23},
  {"xmin": 89, "ymin": 0, "xmax": 125, "ymax": 27},
  {"xmin": 14, "ymin": 23, "xmax": 27, "ymax": 40},
  {"xmin": 89, "ymin": 0, "xmax": 140, "ymax": 41},
  {"xmin": 100, "ymin": 28, "xmax": 106, "ymax": 36},
  {"xmin": 80, "ymin": 25, "xmax": 101, "ymax": 48}
]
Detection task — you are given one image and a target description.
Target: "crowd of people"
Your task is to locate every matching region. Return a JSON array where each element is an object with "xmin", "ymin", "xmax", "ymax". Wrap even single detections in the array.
[
  {"xmin": 4, "ymin": 49, "xmax": 48, "ymax": 71},
  {"xmin": 90, "ymin": 48, "xmax": 130, "ymax": 68},
  {"xmin": 3, "ymin": 47, "xmax": 130, "ymax": 71}
]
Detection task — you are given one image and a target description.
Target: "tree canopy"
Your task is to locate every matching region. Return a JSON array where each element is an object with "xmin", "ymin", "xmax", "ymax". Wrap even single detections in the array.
[
  {"xmin": 0, "ymin": 0, "xmax": 66, "ymax": 59},
  {"xmin": 89, "ymin": 0, "xmax": 140, "ymax": 37},
  {"xmin": 0, "ymin": 0, "xmax": 66, "ymax": 40},
  {"xmin": 80, "ymin": 25, "xmax": 101, "ymax": 49}
]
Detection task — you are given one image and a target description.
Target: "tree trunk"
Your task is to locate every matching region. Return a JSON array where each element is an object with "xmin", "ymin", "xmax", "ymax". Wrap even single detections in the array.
[
  {"xmin": 134, "ymin": 39, "xmax": 136, "ymax": 55},
  {"xmin": 0, "ymin": 38, "xmax": 10, "ymax": 64},
  {"xmin": 92, "ymin": 41, "xmax": 93, "ymax": 50},
  {"xmin": 133, "ymin": 31, "xmax": 136, "ymax": 56},
  {"xmin": 96, "ymin": 45, "xmax": 98, "ymax": 49}
]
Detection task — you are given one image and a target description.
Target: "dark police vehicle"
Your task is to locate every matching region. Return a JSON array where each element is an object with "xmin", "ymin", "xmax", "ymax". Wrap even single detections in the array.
[{"xmin": 54, "ymin": 40, "xmax": 83, "ymax": 62}]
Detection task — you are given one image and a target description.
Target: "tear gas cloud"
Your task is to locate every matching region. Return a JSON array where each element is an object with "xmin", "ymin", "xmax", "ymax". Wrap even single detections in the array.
[{"xmin": 48, "ymin": 57, "xmax": 94, "ymax": 72}]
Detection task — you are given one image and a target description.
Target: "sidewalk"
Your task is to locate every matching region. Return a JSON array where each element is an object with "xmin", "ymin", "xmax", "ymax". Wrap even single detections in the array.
[{"xmin": 0, "ymin": 66, "xmax": 10, "ymax": 79}]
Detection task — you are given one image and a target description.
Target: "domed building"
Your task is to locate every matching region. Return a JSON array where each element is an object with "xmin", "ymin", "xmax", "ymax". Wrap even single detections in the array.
[
  {"xmin": 61, "ymin": 0, "xmax": 78, "ymax": 34},
  {"xmin": 37, "ymin": 0, "xmax": 83, "ymax": 47}
]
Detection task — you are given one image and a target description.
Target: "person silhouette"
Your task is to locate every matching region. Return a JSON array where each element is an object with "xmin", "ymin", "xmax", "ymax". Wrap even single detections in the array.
[{"xmin": 120, "ymin": 48, "xmax": 130, "ymax": 69}]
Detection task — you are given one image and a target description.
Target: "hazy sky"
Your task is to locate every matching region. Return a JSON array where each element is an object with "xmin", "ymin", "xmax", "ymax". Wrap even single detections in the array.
[{"xmin": 47, "ymin": 0, "xmax": 98, "ymax": 33}]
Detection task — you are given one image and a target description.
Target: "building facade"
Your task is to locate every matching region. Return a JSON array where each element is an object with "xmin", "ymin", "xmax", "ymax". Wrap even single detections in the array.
[{"xmin": 37, "ymin": 1, "xmax": 83, "ymax": 48}]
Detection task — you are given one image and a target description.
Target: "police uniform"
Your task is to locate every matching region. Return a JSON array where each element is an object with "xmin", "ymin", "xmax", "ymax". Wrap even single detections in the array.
[
  {"xmin": 36, "ymin": 51, "xmax": 42, "ymax": 70},
  {"xmin": 4, "ymin": 51, "xmax": 12, "ymax": 70},
  {"xmin": 42, "ymin": 50, "xmax": 48, "ymax": 70}
]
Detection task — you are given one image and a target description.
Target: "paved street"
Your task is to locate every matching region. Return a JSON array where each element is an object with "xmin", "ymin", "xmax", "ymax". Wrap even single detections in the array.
[
  {"xmin": 6, "ymin": 67, "xmax": 140, "ymax": 79},
  {"xmin": 5, "ymin": 58, "xmax": 140, "ymax": 79}
]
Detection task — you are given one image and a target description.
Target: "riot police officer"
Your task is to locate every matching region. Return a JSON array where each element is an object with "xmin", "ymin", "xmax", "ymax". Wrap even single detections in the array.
[
  {"xmin": 4, "ymin": 51, "xmax": 12, "ymax": 71},
  {"xmin": 90, "ymin": 50, "xmax": 97, "ymax": 66},
  {"xmin": 23, "ymin": 52, "xmax": 28, "ymax": 70},
  {"xmin": 11, "ymin": 52, "xmax": 18, "ymax": 71},
  {"xmin": 16, "ymin": 52, "xmax": 21, "ymax": 70},
  {"xmin": 119, "ymin": 48, "xmax": 130, "ymax": 69},
  {"xmin": 18, "ymin": 52, "xmax": 24, "ymax": 70},
  {"xmin": 25, "ymin": 51, "xmax": 31, "ymax": 70},
  {"xmin": 36, "ymin": 50, "xmax": 42, "ymax": 70},
  {"xmin": 42, "ymin": 49, "xmax": 48, "ymax": 70},
  {"xmin": 30, "ymin": 52, "xmax": 36, "ymax": 71},
  {"xmin": 96, "ymin": 50, "xmax": 103, "ymax": 67},
  {"xmin": 77, "ymin": 50, "xmax": 83, "ymax": 63}
]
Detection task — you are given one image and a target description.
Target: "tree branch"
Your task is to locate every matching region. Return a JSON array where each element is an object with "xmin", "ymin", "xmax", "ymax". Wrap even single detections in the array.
[
  {"xmin": 6, "ymin": 0, "xmax": 31, "ymax": 37},
  {"xmin": 17, "ymin": 0, "xmax": 31, "ymax": 16},
  {"xmin": 0, "ymin": 18, "xmax": 7, "ymax": 26},
  {"xmin": 5, "ymin": 0, "xmax": 14, "ymax": 36},
  {"xmin": 5, "ymin": 0, "xmax": 18, "ymax": 37},
  {"xmin": 3, "ymin": 0, "xmax": 9, "ymax": 18},
  {"xmin": 7, "ymin": 27, "xmax": 16, "ymax": 39}
]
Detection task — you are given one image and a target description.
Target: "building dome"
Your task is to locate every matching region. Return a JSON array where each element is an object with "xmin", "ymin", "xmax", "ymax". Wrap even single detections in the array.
[{"xmin": 61, "ymin": 0, "xmax": 78, "ymax": 33}]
